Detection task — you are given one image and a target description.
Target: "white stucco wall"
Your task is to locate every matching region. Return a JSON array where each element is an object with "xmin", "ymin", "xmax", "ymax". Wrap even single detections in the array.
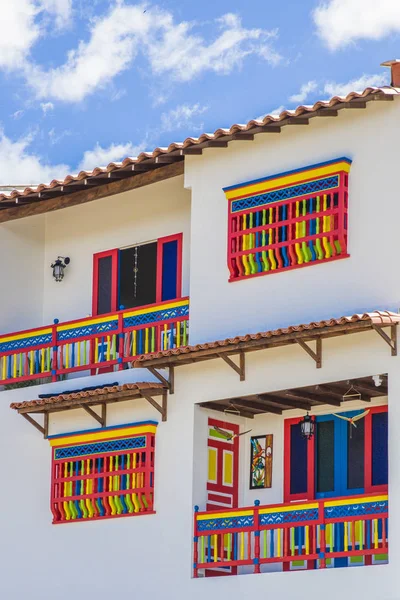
[
  {"xmin": 185, "ymin": 98, "xmax": 400, "ymax": 343},
  {"xmin": 0, "ymin": 215, "xmax": 45, "ymax": 333},
  {"xmin": 42, "ymin": 174, "xmax": 191, "ymax": 324},
  {"xmin": 0, "ymin": 329, "xmax": 397, "ymax": 600}
]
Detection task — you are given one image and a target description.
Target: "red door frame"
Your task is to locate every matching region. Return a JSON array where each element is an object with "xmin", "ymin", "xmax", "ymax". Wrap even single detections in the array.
[
  {"xmin": 206, "ymin": 417, "xmax": 239, "ymax": 510},
  {"xmin": 92, "ymin": 249, "xmax": 119, "ymax": 316}
]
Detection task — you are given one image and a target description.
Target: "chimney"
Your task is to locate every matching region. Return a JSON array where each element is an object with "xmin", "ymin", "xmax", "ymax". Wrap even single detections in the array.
[{"xmin": 381, "ymin": 59, "xmax": 400, "ymax": 87}]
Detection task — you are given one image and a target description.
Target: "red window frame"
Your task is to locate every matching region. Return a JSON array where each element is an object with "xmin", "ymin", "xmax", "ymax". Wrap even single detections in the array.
[
  {"xmin": 284, "ymin": 406, "xmax": 388, "ymax": 503},
  {"xmin": 92, "ymin": 249, "xmax": 119, "ymax": 316},
  {"xmin": 156, "ymin": 233, "xmax": 183, "ymax": 303},
  {"xmin": 92, "ymin": 234, "xmax": 183, "ymax": 316},
  {"xmin": 284, "ymin": 416, "xmax": 315, "ymax": 503},
  {"xmin": 364, "ymin": 405, "xmax": 388, "ymax": 494}
]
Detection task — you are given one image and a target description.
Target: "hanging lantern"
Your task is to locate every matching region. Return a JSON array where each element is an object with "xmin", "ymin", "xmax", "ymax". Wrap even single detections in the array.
[
  {"xmin": 51, "ymin": 256, "xmax": 70, "ymax": 282},
  {"xmin": 300, "ymin": 412, "xmax": 315, "ymax": 441}
]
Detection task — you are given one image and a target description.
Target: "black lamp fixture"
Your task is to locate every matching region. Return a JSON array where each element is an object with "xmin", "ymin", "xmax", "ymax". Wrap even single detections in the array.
[
  {"xmin": 300, "ymin": 412, "xmax": 315, "ymax": 441},
  {"xmin": 51, "ymin": 256, "xmax": 70, "ymax": 282}
]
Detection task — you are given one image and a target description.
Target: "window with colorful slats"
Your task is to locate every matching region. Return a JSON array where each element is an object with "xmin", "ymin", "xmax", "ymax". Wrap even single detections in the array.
[
  {"xmin": 48, "ymin": 421, "xmax": 157, "ymax": 524},
  {"xmin": 223, "ymin": 158, "xmax": 351, "ymax": 282}
]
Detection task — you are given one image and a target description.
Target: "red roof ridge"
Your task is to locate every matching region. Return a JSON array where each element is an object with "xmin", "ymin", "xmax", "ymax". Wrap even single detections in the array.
[{"xmin": 0, "ymin": 86, "xmax": 398, "ymax": 203}]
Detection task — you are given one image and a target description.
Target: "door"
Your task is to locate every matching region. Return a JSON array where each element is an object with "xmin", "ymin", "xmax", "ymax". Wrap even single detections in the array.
[
  {"xmin": 206, "ymin": 417, "xmax": 239, "ymax": 510},
  {"xmin": 315, "ymin": 411, "xmax": 365, "ymax": 499},
  {"xmin": 206, "ymin": 417, "xmax": 239, "ymax": 576}
]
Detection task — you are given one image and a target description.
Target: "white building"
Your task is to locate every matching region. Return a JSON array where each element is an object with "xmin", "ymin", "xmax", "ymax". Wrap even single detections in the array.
[{"xmin": 0, "ymin": 59, "xmax": 399, "ymax": 600}]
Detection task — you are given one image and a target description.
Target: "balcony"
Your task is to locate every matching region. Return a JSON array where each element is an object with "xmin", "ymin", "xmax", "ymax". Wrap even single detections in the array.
[
  {"xmin": 193, "ymin": 492, "xmax": 388, "ymax": 576},
  {"xmin": 0, "ymin": 297, "xmax": 189, "ymax": 389}
]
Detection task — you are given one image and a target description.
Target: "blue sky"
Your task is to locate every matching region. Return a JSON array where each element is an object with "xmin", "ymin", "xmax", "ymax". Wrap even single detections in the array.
[{"xmin": 0, "ymin": 0, "xmax": 399, "ymax": 184}]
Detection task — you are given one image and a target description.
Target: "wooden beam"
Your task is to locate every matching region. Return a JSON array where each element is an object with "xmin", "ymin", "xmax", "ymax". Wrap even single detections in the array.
[
  {"xmin": 21, "ymin": 413, "xmax": 45, "ymax": 436},
  {"xmin": 202, "ymin": 141, "xmax": 228, "ymax": 148},
  {"xmin": 315, "ymin": 109, "xmax": 338, "ymax": 117},
  {"xmin": 81, "ymin": 404, "xmax": 105, "ymax": 426},
  {"xmin": 230, "ymin": 133, "xmax": 254, "ymax": 141},
  {"xmin": 248, "ymin": 126, "xmax": 281, "ymax": 134},
  {"xmin": 198, "ymin": 401, "xmax": 253, "ymax": 419},
  {"xmin": 342, "ymin": 101, "xmax": 367, "ymax": 109},
  {"xmin": 182, "ymin": 148, "xmax": 203, "ymax": 155},
  {"xmin": 0, "ymin": 161, "xmax": 184, "ymax": 224},
  {"xmin": 162, "ymin": 390, "xmax": 168, "ymax": 422},
  {"xmin": 155, "ymin": 155, "xmax": 183, "ymax": 163},
  {"xmin": 260, "ymin": 394, "xmax": 311, "ymax": 411},
  {"xmin": 142, "ymin": 393, "xmax": 167, "ymax": 422},
  {"xmin": 230, "ymin": 398, "xmax": 280, "ymax": 414},
  {"xmin": 296, "ymin": 338, "xmax": 322, "ymax": 368},
  {"xmin": 218, "ymin": 353, "xmax": 245, "ymax": 381},
  {"xmin": 285, "ymin": 389, "xmax": 342, "ymax": 407},
  {"xmin": 102, "ymin": 404, "xmax": 107, "ymax": 427},
  {"xmin": 285, "ymin": 118, "xmax": 309, "ymax": 125},
  {"xmin": 372, "ymin": 324, "xmax": 397, "ymax": 356},
  {"xmin": 44, "ymin": 412, "xmax": 49, "ymax": 439},
  {"xmin": 169, "ymin": 366, "xmax": 174, "ymax": 395},
  {"xmin": 146, "ymin": 366, "xmax": 171, "ymax": 390}
]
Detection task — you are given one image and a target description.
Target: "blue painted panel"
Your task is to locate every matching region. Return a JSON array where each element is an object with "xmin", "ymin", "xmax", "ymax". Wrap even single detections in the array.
[
  {"xmin": 162, "ymin": 240, "xmax": 178, "ymax": 301},
  {"xmin": 372, "ymin": 412, "xmax": 388, "ymax": 486}
]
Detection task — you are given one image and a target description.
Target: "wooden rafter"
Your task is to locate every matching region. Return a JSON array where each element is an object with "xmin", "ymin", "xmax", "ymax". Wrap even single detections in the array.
[
  {"xmin": 295, "ymin": 338, "xmax": 322, "ymax": 368},
  {"xmin": 146, "ymin": 366, "xmax": 175, "ymax": 394},
  {"xmin": 21, "ymin": 413, "xmax": 49, "ymax": 438},
  {"xmin": 217, "ymin": 352, "xmax": 245, "ymax": 381},
  {"xmin": 372, "ymin": 324, "xmax": 397, "ymax": 356},
  {"xmin": 80, "ymin": 404, "xmax": 106, "ymax": 427},
  {"xmin": 197, "ymin": 374, "xmax": 388, "ymax": 418},
  {"xmin": 142, "ymin": 391, "xmax": 168, "ymax": 422}
]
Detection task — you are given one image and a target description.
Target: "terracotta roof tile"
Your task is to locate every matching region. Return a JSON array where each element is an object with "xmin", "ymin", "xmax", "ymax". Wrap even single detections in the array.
[
  {"xmin": 10, "ymin": 381, "xmax": 164, "ymax": 410},
  {"xmin": 0, "ymin": 86, "xmax": 398, "ymax": 204},
  {"xmin": 133, "ymin": 310, "xmax": 400, "ymax": 363}
]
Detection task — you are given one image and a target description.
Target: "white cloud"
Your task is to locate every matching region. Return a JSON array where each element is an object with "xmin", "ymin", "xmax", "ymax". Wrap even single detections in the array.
[
  {"xmin": 313, "ymin": 0, "xmax": 400, "ymax": 51},
  {"xmin": 0, "ymin": 0, "xmax": 72, "ymax": 71},
  {"xmin": 25, "ymin": 4, "xmax": 281, "ymax": 103},
  {"xmin": 160, "ymin": 103, "xmax": 208, "ymax": 133},
  {"xmin": 323, "ymin": 73, "xmax": 389, "ymax": 97},
  {"xmin": 78, "ymin": 141, "xmax": 147, "ymax": 171},
  {"xmin": 0, "ymin": 129, "xmax": 69, "ymax": 185},
  {"xmin": 11, "ymin": 110, "xmax": 25, "ymax": 120},
  {"xmin": 48, "ymin": 127, "xmax": 72, "ymax": 145},
  {"xmin": 40, "ymin": 101, "xmax": 54, "ymax": 114},
  {"xmin": 289, "ymin": 80, "xmax": 318, "ymax": 104}
]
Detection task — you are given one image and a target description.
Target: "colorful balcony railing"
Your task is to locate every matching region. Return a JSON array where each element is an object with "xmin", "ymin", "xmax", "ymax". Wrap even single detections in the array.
[
  {"xmin": 0, "ymin": 298, "xmax": 189, "ymax": 387},
  {"xmin": 193, "ymin": 493, "xmax": 388, "ymax": 576}
]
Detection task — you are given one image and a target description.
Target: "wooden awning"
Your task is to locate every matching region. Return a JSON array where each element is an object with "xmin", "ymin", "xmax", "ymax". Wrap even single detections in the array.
[
  {"xmin": 134, "ymin": 311, "xmax": 399, "ymax": 384},
  {"xmin": 10, "ymin": 382, "xmax": 168, "ymax": 437},
  {"xmin": 199, "ymin": 374, "xmax": 388, "ymax": 418}
]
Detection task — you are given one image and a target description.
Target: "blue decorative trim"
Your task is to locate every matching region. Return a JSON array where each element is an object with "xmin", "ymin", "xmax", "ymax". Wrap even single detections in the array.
[
  {"xmin": 319, "ymin": 552, "xmax": 325, "ymax": 559},
  {"xmin": 324, "ymin": 500, "xmax": 388, "ymax": 519},
  {"xmin": 197, "ymin": 515, "xmax": 254, "ymax": 531},
  {"xmin": 260, "ymin": 508, "xmax": 319, "ymax": 526},
  {"xmin": 124, "ymin": 305, "xmax": 189, "ymax": 328},
  {"xmin": 231, "ymin": 176, "xmax": 339, "ymax": 213},
  {"xmin": 223, "ymin": 157, "xmax": 352, "ymax": 192},
  {"xmin": 57, "ymin": 319, "xmax": 118, "ymax": 342},
  {"xmin": 320, "ymin": 524, "xmax": 325, "ymax": 531},
  {"xmin": 54, "ymin": 435, "xmax": 146, "ymax": 460},
  {"xmin": 0, "ymin": 333, "xmax": 52, "ymax": 353}
]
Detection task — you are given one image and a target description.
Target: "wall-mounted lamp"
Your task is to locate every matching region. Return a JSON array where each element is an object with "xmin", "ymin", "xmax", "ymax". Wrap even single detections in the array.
[
  {"xmin": 51, "ymin": 256, "xmax": 70, "ymax": 282},
  {"xmin": 300, "ymin": 412, "xmax": 315, "ymax": 441}
]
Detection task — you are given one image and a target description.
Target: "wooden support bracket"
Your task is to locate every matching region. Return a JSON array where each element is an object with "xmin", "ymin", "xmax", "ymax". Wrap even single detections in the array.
[
  {"xmin": 372, "ymin": 325, "xmax": 397, "ymax": 356},
  {"xmin": 218, "ymin": 352, "xmax": 245, "ymax": 381},
  {"xmin": 142, "ymin": 392, "xmax": 168, "ymax": 422},
  {"xmin": 296, "ymin": 338, "xmax": 322, "ymax": 368},
  {"xmin": 81, "ymin": 404, "xmax": 106, "ymax": 427},
  {"xmin": 146, "ymin": 366, "xmax": 174, "ymax": 393},
  {"xmin": 21, "ymin": 412, "xmax": 49, "ymax": 438}
]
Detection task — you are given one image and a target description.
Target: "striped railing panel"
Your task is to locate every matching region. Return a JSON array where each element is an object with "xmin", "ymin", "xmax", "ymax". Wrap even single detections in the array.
[
  {"xmin": 0, "ymin": 297, "xmax": 189, "ymax": 386},
  {"xmin": 193, "ymin": 493, "xmax": 388, "ymax": 576}
]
